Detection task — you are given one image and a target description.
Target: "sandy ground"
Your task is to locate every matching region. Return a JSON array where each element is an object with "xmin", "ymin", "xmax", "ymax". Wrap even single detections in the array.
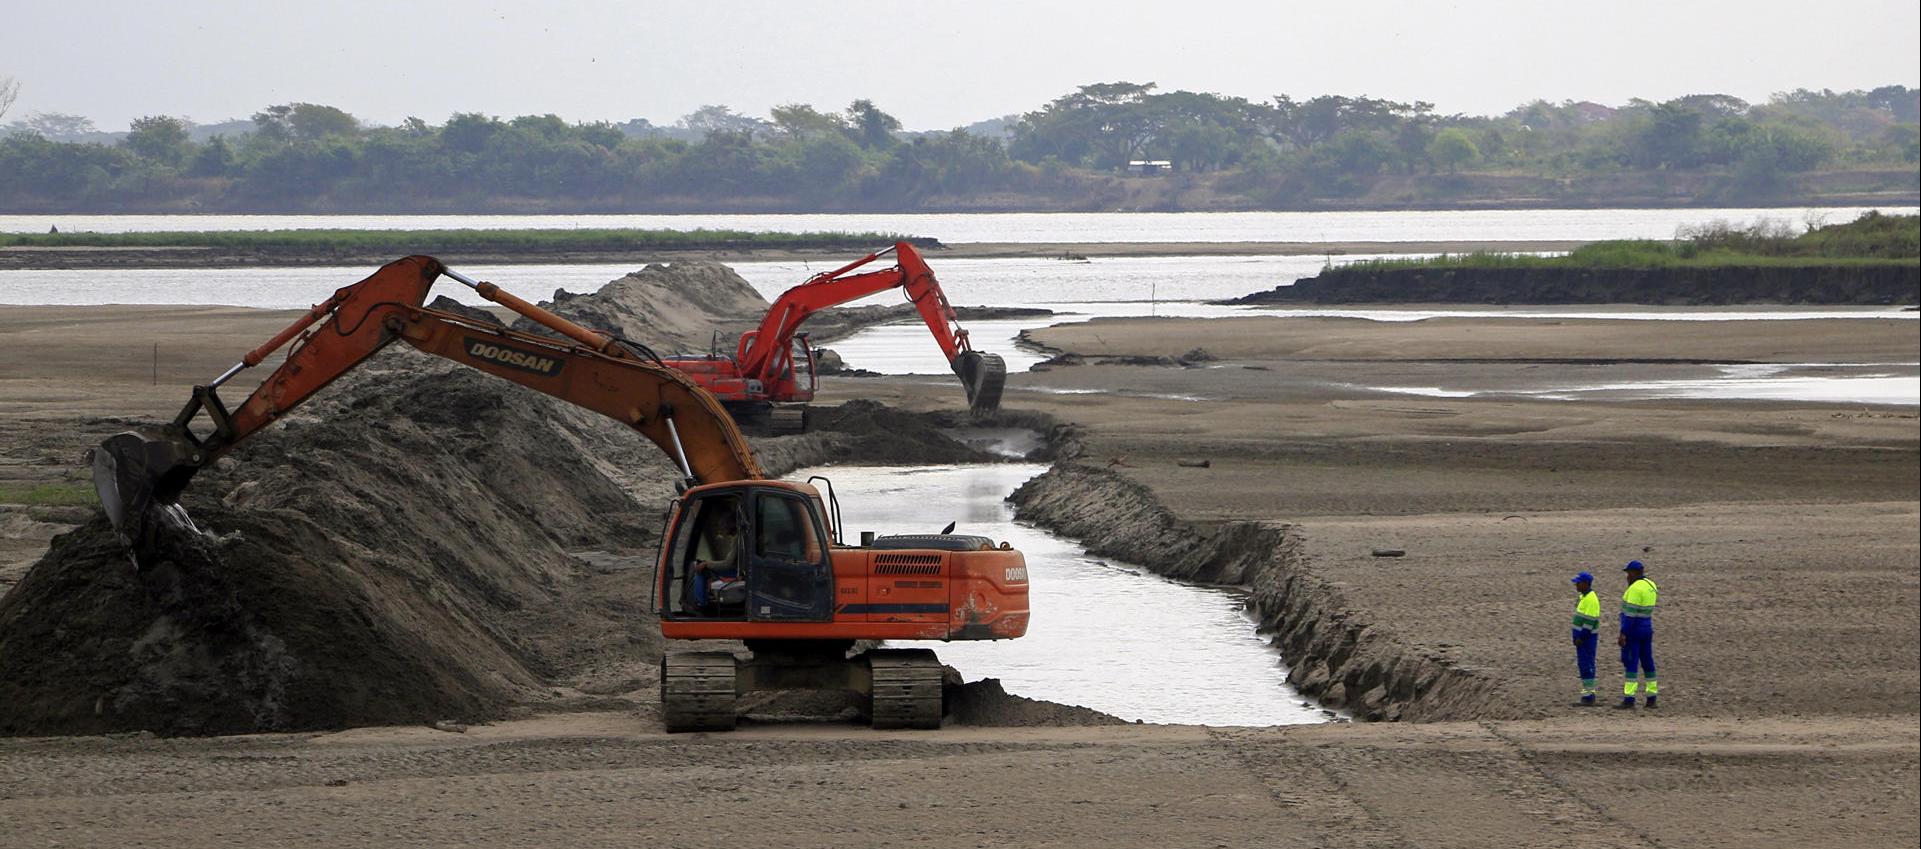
[
  {"xmin": 1, "ymin": 712, "xmax": 1912, "ymax": 849},
  {"xmin": 2, "ymin": 303, "xmax": 1918, "ymax": 847}
]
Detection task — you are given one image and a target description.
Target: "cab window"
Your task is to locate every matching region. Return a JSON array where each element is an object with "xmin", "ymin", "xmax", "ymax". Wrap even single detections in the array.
[{"xmin": 756, "ymin": 493, "xmax": 823, "ymax": 562}]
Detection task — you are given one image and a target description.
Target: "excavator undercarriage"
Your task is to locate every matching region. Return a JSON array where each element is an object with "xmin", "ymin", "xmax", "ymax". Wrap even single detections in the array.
[{"xmin": 661, "ymin": 642, "xmax": 946, "ymax": 732}]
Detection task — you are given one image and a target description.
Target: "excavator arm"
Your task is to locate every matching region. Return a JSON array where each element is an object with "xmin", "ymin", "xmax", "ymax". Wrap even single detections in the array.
[
  {"xmin": 90, "ymin": 255, "xmax": 763, "ymax": 555},
  {"xmin": 734, "ymin": 242, "xmax": 1005, "ymax": 414}
]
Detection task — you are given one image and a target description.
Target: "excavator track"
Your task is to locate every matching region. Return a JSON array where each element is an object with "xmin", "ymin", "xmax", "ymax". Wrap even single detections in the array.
[
  {"xmin": 769, "ymin": 404, "xmax": 808, "ymax": 435},
  {"xmin": 960, "ymin": 352, "xmax": 1006, "ymax": 417},
  {"xmin": 661, "ymin": 651, "xmax": 739, "ymax": 732},
  {"xmin": 865, "ymin": 648, "xmax": 945, "ymax": 730}
]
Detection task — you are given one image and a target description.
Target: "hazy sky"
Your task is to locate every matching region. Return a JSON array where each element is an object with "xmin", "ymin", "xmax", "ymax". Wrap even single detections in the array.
[{"xmin": 4, "ymin": 1, "xmax": 1918, "ymax": 131}]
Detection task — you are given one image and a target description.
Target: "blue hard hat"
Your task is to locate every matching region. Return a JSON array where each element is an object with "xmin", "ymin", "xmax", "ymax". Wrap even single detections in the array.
[
  {"xmin": 1572, "ymin": 572, "xmax": 1593, "ymax": 584},
  {"xmin": 1623, "ymin": 560, "xmax": 1644, "ymax": 572}
]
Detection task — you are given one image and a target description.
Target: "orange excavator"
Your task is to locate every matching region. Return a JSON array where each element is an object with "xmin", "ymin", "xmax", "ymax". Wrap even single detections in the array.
[
  {"xmin": 665, "ymin": 242, "xmax": 1005, "ymax": 433},
  {"xmin": 87, "ymin": 256, "xmax": 1029, "ymax": 732}
]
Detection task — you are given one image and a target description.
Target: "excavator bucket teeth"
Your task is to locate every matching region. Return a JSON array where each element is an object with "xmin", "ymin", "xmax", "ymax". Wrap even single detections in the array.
[
  {"xmin": 87, "ymin": 429, "xmax": 202, "ymax": 559},
  {"xmin": 958, "ymin": 352, "xmax": 1006, "ymax": 416}
]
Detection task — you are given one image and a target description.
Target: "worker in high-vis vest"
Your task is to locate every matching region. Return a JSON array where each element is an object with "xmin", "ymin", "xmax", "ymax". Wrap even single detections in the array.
[
  {"xmin": 1570, "ymin": 571, "xmax": 1601, "ymax": 705},
  {"xmin": 1617, "ymin": 560, "xmax": 1659, "ymax": 709}
]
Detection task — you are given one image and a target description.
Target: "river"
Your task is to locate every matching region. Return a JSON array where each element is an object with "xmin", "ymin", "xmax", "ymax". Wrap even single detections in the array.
[
  {"xmin": 3, "ymin": 206, "xmax": 1913, "ymax": 242},
  {"xmin": 789, "ymin": 462, "xmax": 1329, "ymax": 727},
  {"xmin": 2, "ymin": 210, "xmax": 1913, "ymax": 406}
]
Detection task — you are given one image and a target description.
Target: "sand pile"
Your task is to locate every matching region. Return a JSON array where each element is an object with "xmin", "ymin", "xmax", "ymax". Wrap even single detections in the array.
[
  {"xmin": 0, "ymin": 357, "xmax": 681, "ymax": 736},
  {"xmin": 806, "ymin": 400, "xmax": 998, "ymax": 465},
  {"xmin": 513, "ymin": 261, "xmax": 769, "ymax": 353}
]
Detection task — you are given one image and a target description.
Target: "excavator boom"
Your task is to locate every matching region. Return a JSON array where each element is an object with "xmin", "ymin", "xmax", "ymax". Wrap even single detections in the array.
[
  {"xmin": 726, "ymin": 242, "xmax": 1004, "ymax": 415},
  {"xmin": 90, "ymin": 256, "xmax": 762, "ymax": 555}
]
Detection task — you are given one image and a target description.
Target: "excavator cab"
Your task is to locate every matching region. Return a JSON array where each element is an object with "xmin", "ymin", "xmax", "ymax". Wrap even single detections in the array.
[
  {"xmin": 786, "ymin": 333, "xmax": 817, "ymax": 398},
  {"xmin": 661, "ymin": 481, "xmax": 834, "ymax": 622}
]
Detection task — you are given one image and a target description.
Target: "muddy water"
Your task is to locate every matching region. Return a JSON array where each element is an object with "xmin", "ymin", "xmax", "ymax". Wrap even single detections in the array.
[{"xmin": 790, "ymin": 462, "xmax": 1329, "ymax": 727}]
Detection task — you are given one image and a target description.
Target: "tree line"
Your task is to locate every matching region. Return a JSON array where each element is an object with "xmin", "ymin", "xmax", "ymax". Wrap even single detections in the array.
[{"xmin": 0, "ymin": 82, "xmax": 1915, "ymax": 212}]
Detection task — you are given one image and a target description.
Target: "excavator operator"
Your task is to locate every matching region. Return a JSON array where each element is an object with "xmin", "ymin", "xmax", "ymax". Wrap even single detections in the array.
[{"xmin": 688, "ymin": 497, "xmax": 747, "ymax": 616}]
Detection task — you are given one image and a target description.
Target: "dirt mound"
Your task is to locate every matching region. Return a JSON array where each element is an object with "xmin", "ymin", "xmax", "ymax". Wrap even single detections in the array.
[
  {"xmin": 945, "ymin": 678, "xmax": 1127, "ymax": 727},
  {"xmin": 805, "ymin": 400, "xmax": 1000, "ymax": 465},
  {"xmin": 513, "ymin": 261, "xmax": 769, "ymax": 353},
  {"xmin": 0, "ymin": 355, "xmax": 685, "ymax": 736}
]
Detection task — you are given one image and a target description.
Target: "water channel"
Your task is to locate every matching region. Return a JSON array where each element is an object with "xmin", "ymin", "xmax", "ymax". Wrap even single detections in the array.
[{"xmin": 788, "ymin": 461, "xmax": 1329, "ymax": 727}]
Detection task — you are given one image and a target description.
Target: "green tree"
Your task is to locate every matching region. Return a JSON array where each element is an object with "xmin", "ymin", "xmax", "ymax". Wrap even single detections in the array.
[
  {"xmin": 1009, "ymin": 81, "xmax": 1159, "ymax": 169},
  {"xmin": 1426, "ymin": 127, "xmax": 1480, "ymax": 172},
  {"xmin": 286, "ymin": 104, "xmax": 359, "ymax": 140},
  {"xmin": 440, "ymin": 113, "xmax": 504, "ymax": 154},
  {"xmin": 846, "ymin": 99, "xmax": 902, "ymax": 150},
  {"xmin": 678, "ymin": 105, "xmax": 768, "ymax": 138},
  {"xmin": 188, "ymin": 135, "xmax": 236, "ymax": 177},
  {"xmin": 770, "ymin": 103, "xmax": 846, "ymax": 139},
  {"xmin": 20, "ymin": 112, "xmax": 97, "ymax": 140},
  {"xmin": 123, "ymin": 115, "xmax": 192, "ymax": 166}
]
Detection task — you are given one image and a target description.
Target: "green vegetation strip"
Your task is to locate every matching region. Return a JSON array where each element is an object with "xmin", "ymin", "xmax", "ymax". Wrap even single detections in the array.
[
  {"xmin": 0, "ymin": 483, "xmax": 97, "ymax": 507},
  {"xmin": 1343, "ymin": 213, "xmax": 1920, "ymax": 271},
  {"xmin": 0, "ymin": 228, "xmax": 923, "ymax": 252}
]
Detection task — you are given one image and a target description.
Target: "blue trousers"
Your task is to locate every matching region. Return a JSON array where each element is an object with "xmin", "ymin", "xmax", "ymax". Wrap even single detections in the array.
[
  {"xmin": 1573, "ymin": 631, "xmax": 1597, "ymax": 694},
  {"xmin": 1621, "ymin": 631, "xmax": 1656, "ymax": 695}
]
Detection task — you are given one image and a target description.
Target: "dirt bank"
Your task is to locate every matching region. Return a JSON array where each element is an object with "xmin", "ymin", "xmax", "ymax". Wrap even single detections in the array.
[
  {"xmin": 1011, "ymin": 463, "xmax": 1504, "ymax": 721},
  {"xmin": 1232, "ymin": 263, "xmax": 1921, "ymax": 305}
]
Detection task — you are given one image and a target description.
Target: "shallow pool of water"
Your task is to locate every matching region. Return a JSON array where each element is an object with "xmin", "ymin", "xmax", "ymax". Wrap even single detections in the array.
[
  {"xmin": 790, "ymin": 463, "xmax": 1328, "ymax": 727},
  {"xmin": 1367, "ymin": 362, "xmax": 1921, "ymax": 406}
]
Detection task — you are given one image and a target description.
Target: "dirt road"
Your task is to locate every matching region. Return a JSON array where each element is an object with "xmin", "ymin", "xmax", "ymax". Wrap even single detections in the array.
[{"xmin": 2, "ymin": 712, "xmax": 1912, "ymax": 849}]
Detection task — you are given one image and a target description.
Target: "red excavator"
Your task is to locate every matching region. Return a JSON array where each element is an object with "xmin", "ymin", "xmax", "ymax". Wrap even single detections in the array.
[
  {"xmin": 87, "ymin": 256, "xmax": 1029, "ymax": 732},
  {"xmin": 665, "ymin": 241, "xmax": 1006, "ymax": 433}
]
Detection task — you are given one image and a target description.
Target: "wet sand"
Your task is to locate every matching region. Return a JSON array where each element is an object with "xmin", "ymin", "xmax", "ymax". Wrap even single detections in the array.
[{"xmin": 2, "ymin": 302, "xmax": 1917, "ymax": 847}]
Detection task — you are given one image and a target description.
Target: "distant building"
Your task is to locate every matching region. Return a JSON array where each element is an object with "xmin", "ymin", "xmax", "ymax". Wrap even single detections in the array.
[{"xmin": 1125, "ymin": 160, "xmax": 1173, "ymax": 175}]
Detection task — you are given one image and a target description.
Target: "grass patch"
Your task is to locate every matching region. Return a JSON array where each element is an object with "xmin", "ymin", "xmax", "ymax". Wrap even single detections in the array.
[
  {"xmin": 0, "ymin": 482, "xmax": 97, "ymax": 507},
  {"xmin": 0, "ymin": 228, "xmax": 926, "ymax": 252},
  {"xmin": 1339, "ymin": 212, "xmax": 1920, "ymax": 272}
]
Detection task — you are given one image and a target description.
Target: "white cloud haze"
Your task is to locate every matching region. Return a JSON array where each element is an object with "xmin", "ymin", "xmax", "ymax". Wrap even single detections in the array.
[{"xmin": 3, "ymin": 0, "xmax": 1916, "ymax": 130}]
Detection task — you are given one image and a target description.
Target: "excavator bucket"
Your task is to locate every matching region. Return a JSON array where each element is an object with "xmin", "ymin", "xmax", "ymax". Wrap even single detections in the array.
[
  {"xmin": 956, "ymin": 352, "xmax": 1006, "ymax": 416},
  {"xmin": 88, "ymin": 428, "xmax": 203, "ymax": 560}
]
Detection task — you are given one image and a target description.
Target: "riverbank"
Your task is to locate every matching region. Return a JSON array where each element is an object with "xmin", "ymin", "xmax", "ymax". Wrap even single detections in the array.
[{"xmin": 1232, "ymin": 262, "xmax": 1920, "ymax": 305}]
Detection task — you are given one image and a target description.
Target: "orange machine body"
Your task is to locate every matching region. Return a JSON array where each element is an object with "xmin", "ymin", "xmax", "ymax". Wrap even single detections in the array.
[
  {"xmin": 658, "ymin": 242, "xmax": 975, "ymax": 409},
  {"xmin": 655, "ymin": 479, "xmax": 1029, "ymax": 643}
]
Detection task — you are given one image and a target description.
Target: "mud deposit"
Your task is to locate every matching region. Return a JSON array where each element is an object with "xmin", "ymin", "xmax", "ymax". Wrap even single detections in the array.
[
  {"xmin": 945, "ymin": 679, "xmax": 1127, "ymax": 727},
  {"xmin": 0, "ymin": 263, "xmax": 1043, "ymax": 737}
]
